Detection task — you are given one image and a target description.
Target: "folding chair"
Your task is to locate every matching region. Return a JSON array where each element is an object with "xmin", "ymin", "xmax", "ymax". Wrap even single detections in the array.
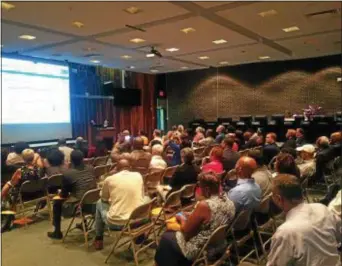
[
  {"xmin": 144, "ymin": 170, "xmax": 164, "ymax": 197},
  {"xmin": 152, "ymin": 188, "xmax": 183, "ymax": 236},
  {"xmin": 253, "ymin": 195, "xmax": 276, "ymax": 258},
  {"xmin": 162, "ymin": 165, "xmax": 178, "ymax": 184},
  {"xmin": 105, "ymin": 198, "xmax": 157, "ymax": 266},
  {"xmin": 94, "ymin": 164, "xmax": 111, "ymax": 181},
  {"xmin": 17, "ymin": 178, "xmax": 50, "ymax": 226},
  {"xmin": 46, "ymin": 174, "xmax": 64, "ymax": 220},
  {"xmin": 83, "ymin": 157, "xmax": 95, "ymax": 166},
  {"xmin": 192, "ymin": 224, "xmax": 232, "ymax": 266},
  {"xmin": 62, "ymin": 188, "xmax": 101, "ymax": 248},
  {"xmin": 93, "ymin": 156, "xmax": 109, "ymax": 167},
  {"xmin": 181, "ymin": 184, "xmax": 197, "ymax": 211},
  {"xmin": 229, "ymin": 210, "xmax": 260, "ymax": 264}
]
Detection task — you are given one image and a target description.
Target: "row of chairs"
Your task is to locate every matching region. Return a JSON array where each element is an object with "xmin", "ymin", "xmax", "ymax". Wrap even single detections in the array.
[{"xmin": 83, "ymin": 155, "xmax": 109, "ymax": 167}]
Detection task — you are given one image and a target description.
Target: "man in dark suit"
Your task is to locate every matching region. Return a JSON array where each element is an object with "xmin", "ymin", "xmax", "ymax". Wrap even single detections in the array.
[
  {"xmin": 296, "ymin": 128, "xmax": 307, "ymax": 147},
  {"xmin": 222, "ymin": 137, "xmax": 240, "ymax": 172},
  {"xmin": 263, "ymin": 133, "xmax": 280, "ymax": 165}
]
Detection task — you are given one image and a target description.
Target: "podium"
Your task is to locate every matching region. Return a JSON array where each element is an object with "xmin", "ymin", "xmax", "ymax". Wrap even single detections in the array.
[{"xmin": 89, "ymin": 126, "xmax": 115, "ymax": 149}]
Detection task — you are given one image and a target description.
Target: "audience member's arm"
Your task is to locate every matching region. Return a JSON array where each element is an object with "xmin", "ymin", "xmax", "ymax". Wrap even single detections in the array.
[
  {"xmin": 177, "ymin": 201, "xmax": 210, "ymax": 241},
  {"xmin": 227, "ymin": 189, "xmax": 244, "ymax": 213},
  {"xmin": 267, "ymin": 230, "xmax": 296, "ymax": 266},
  {"xmin": 100, "ymin": 179, "xmax": 110, "ymax": 202},
  {"xmin": 1, "ymin": 169, "xmax": 21, "ymax": 198}
]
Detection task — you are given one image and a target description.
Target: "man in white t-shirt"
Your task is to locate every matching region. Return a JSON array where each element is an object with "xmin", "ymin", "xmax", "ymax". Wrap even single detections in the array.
[
  {"xmin": 267, "ymin": 174, "xmax": 341, "ymax": 266},
  {"xmin": 149, "ymin": 144, "xmax": 167, "ymax": 170},
  {"xmin": 58, "ymin": 138, "xmax": 73, "ymax": 164},
  {"xmin": 94, "ymin": 159, "xmax": 145, "ymax": 250}
]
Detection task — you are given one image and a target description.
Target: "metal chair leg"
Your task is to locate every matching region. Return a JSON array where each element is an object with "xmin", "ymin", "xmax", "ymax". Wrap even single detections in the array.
[
  {"xmin": 62, "ymin": 215, "xmax": 76, "ymax": 243},
  {"xmin": 105, "ymin": 230, "xmax": 124, "ymax": 263}
]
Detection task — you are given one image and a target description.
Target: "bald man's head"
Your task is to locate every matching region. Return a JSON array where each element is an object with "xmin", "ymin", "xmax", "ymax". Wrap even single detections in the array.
[
  {"xmin": 117, "ymin": 159, "xmax": 130, "ymax": 171},
  {"xmin": 235, "ymin": 156, "xmax": 257, "ymax": 179},
  {"xmin": 133, "ymin": 137, "xmax": 144, "ymax": 150}
]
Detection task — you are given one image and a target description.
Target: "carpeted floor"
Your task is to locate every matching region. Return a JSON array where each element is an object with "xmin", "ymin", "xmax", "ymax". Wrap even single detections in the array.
[{"xmin": 1, "ymin": 215, "xmax": 155, "ymax": 266}]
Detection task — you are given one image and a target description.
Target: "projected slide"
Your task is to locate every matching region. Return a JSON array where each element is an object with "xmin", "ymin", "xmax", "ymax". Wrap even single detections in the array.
[{"xmin": 2, "ymin": 57, "xmax": 72, "ymax": 144}]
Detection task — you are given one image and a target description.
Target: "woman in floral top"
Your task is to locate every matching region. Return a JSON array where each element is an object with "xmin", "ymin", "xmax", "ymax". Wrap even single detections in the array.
[{"xmin": 155, "ymin": 171, "xmax": 236, "ymax": 266}]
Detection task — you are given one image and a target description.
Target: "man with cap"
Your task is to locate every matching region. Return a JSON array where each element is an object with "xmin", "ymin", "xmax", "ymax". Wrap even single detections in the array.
[{"xmin": 296, "ymin": 144, "xmax": 316, "ymax": 179}]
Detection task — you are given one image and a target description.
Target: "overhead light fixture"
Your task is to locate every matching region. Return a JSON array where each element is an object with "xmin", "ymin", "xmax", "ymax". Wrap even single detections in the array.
[
  {"xmin": 212, "ymin": 39, "xmax": 227, "ymax": 44},
  {"xmin": 18, "ymin": 35, "xmax": 36, "ymax": 40},
  {"xmin": 259, "ymin": 56, "xmax": 270, "ymax": 60},
  {"xmin": 150, "ymin": 69, "xmax": 159, "ymax": 73},
  {"xmin": 83, "ymin": 47, "xmax": 96, "ymax": 52},
  {"xmin": 1, "ymin": 2, "xmax": 15, "ymax": 10},
  {"xmin": 121, "ymin": 55, "xmax": 132, "ymax": 59},
  {"xmin": 180, "ymin": 66, "xmax": 189, "ymax": 69},
  {"xmin": 282, "ymin": 26, "xmax": 300, "ymax": 33},
  {"xmin": 146, "ymin": 53, "xmax": 155, "ymax": 58},
  {"xmin": 165, "ymin": 47, "xmax": 179, "ymax": 52},
  {"xmin": 128, "ymin": 66, "xmax": 135, "ymax": 69},
  {"xmin": 198, "ymin": 56, "xmax": 209, "ymax": 60},
  {"xmin": 90, "ymin": 60, "xmax": 100, "ymax": 64},
  {"xmin": 72, "ymin": 21, "xmax": 84, "ymax": 28},
  {"xmin": 130, "ymin": 38, "xmax": 145, "ymax": 43},
  {"xmin": 181, "ymin": 27, "xmax": 196, "ymax": 34},
  {"xmin": 124, "ymin": 6, "xmax": 141, "ymax": 14},
  {"xmin": 258, "ymin": 9, "xmax": 278, "ymax": 17},
  {"xmin": 219, "ymin": 61, "xmax": 229, "ymax": 65}
]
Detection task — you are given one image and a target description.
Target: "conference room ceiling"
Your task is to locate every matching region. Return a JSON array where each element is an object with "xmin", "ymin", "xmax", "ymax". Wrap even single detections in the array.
[{"xmin": 1, "ymin": 1, "xmax": 341, "ymax": 74}]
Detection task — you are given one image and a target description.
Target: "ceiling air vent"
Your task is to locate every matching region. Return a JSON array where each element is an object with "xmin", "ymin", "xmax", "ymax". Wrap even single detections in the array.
[{"xmin": 305, "ymin": 8, "xmax": 341, "ymax": 19}]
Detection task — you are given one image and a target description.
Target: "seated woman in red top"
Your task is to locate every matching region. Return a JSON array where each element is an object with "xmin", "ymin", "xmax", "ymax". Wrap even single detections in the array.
[{"xmin": 202, "ymin": 146, "xmax": 224, "ymax": 174}]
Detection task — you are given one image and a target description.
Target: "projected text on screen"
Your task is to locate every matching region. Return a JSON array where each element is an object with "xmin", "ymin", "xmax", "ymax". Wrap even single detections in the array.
[{"xmin": 2, "ymin": 58, "xmax": 70, "ymax": 124}]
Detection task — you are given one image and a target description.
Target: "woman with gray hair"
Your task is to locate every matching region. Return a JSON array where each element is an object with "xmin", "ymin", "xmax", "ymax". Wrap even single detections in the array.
[{"xmin": 193, "ymin": 127, "xmax": 205, "ymax": 143}]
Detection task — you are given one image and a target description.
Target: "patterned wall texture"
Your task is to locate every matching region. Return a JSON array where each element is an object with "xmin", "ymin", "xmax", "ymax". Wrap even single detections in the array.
[{"xmin": 162, "ymin": 55, "xmax": 342, "ymax": 128}]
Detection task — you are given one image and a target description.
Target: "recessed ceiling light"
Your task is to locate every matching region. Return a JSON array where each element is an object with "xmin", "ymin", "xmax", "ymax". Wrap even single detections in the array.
[
  {"xmin": 258, "ymin": 9, "xmax": 278, "ymax": 17},
  {"xmin": 18, "ymin": 35, "xmax": 36, "ymax": 40},
  {"xmin": 212, "ymin": 39, "xmax": 227, "ymax": 44},
  {"xmin": 181, "ymin": 27, "xmax": 196, "ymax": 34},
  {"xmin": 130, "ymin": 38, "xmax": 145, "ymax": 43},
  {"xmin": 146, "ymin": 53, "xmax": 155, "ymax": 58},
  {"xmin": 150, "ymin": 69, "xmax": 159, "ymax": 73},
  {"xmin": 165, "ymin": 48, "xmax": 179, "ymax": 52},
  {"xmin": 121, "ymin": 55, "xmax": 132, "ymax": 59},
  {"xmin": 198, "ymin": 56, "xmax": 209, "ymax": 60},
  {"xmin": 1, "ymin": 2, "xmax": 15, "ymax": 10},
  {"xmin": 123, "ymin": 6, "xmax": 141, "ymax": 14},
  {"xmin": 128, "ymin": 66, "xmax": 135, "ymax": 69},
  {"xmin": 180, "ymin": 66, "xmax": 189, "ymax": 69},
  {"xmin": 72, "ymin": 21, "xmax": 84, "ymax": 28},
  {"xmin": 83, "ymin": 47, "xmax": 96, "ymax": 52},
  {"xmin": 219, "ymin": 61, "xmax": 229, "ymax": 65},
  {"xmin": 282, "ymin": 26, "xmax": 300, "ymax": 33},
  {"xmin": 90, "ymin": 60, "xmax": 100, "ymax": 64},
  {"xmin": 259, "ymin": 56, "xmax": 270, "ymax": 60}
]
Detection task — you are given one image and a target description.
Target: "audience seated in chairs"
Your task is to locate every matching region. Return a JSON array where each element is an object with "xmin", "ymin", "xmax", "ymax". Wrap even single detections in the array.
[
  {"xmin": 295, "ymin": 128, "xmax": 307, "ymax": 147},
  {"xmin": 47, "ymin": 150, "xmax": 96, "ymax": 240},
  {"xmin": 248, "ymin": 150, "xmax": 272, "ymax": 200},
  {"xmin": 2, "ymin": 148, "xmax": 44, "ymax": 200},
  {"xmin": 263, "ymin": 133, "xmax": 280, "ymax": 165},
  {"xmin": 193, "ymin": 126, "xmax": 205, "ymax": 143},
  {"xmin": 138, "ymin": 130, "xmax": 149, "ymax": 146},
  {"xmin": 282, "ymin": 129, "xmax": 297, "ymax": 149},
  {"xmin": 93, "ymin": 159, "xmax": 147, "ymax": 250},
  {"xmin": 157, "ymin": 148, "xmax": 199, "ymax": 201},
  {"xmin": 58, "ymin": 138, "xmax": 74, "ymax": 164},
  {"xmin": 150, "ymin": 144, "xmax": 167, "ymax": 170},
  {"xmin": 215, "ymin": 125, "xmax": 225, "ymax": 144},
  {"xmin": 201, "ymin": 146, "xmax": 224, "ymax": 174},
  {"xmin": 6, "ymin": 141, "xmax": 30, "ymax": 166},
  {"xmin": 111, "ymin": 133, "xmax": 132, "ymax": 162},
  {"xmin": 222, "ymin": 136, "xmax": 240, "ymax": 172},
  {"xmin": 227, "ymin": 156, "xmax": 261, "ymax": 213},
  {"xmin": 155, "ymin": 172, "xmax": 235, "ymax": 266},
  {"xmin": 296, "ymin": 144, "xmax": 316, "ymax": 179},
  {"xmin": 166, "ymin": 135, "xmax": 182, "ymax": 166},
  {"xmin": 198, "ymin": 129, "xmax": 215, "ymax": 146},
  {"xmin": 241, "ymin": 129, "xmax": 258, "ymax": 150},
  {"xmin": 268, "ymin": 174, "xmax": 341, "ymax": 266}
]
